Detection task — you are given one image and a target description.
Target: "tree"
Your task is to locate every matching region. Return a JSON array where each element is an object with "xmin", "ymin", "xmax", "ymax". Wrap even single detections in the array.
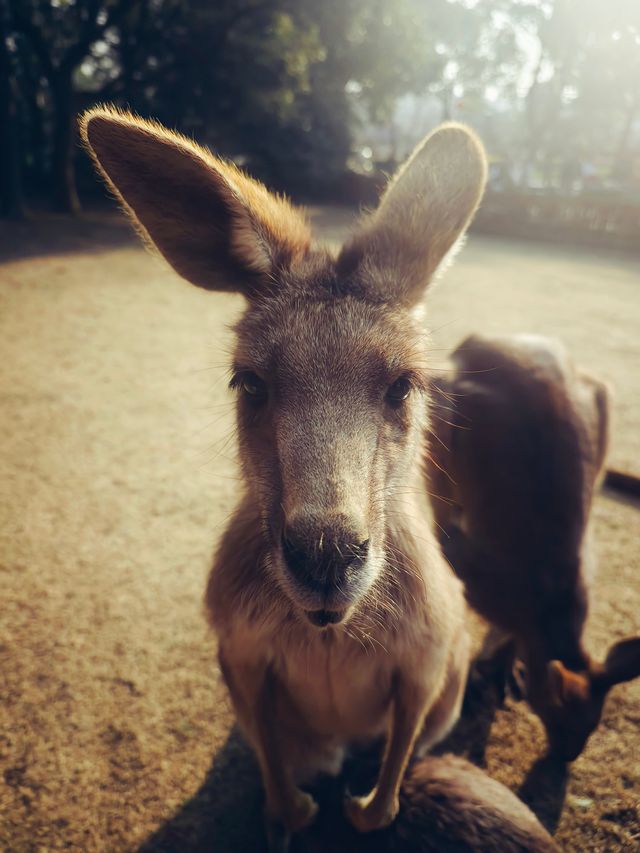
[
  {"xmin": 3, "ymin": 0, "xmax": 640, "ymax": 216},
  {"xmin": 0, "ymin": 0, "xmax": 26, "ymax": 217},
  {"xmin": 12, "ymin": 0, "xmax": 136, "ymax": 212}
]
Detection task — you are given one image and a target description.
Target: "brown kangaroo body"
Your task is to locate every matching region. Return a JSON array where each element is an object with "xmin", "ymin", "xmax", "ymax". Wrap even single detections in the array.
[
  {"xmin": 427, "ymin": 333, "xmax": 640, "ymax": 760},
  {"xmin": 392, "ymin": 755, "xmax": 558, "ymax": 853},
  {"xmin": 81, "ymin": 108, "xmax": 488, "ymax": 843},
  {"xmin": 300, "ymin": 753, "xmax": 558, "ymax": 852}
]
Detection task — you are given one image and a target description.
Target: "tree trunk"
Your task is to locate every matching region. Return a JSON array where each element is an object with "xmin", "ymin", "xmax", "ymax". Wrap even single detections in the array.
[
  {"xmin": 0, "ymin": 2, "xmax": 27, "ymax": 218},
  {"xmin": 50, "ymin": 72, "xmax": 81, "ymax": 214}
]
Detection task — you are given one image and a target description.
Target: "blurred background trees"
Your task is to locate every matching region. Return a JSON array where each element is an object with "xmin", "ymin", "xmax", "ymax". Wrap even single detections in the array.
[{"xmin": 2, "ymin": 0, "xmax": 640, "ymax": 220}]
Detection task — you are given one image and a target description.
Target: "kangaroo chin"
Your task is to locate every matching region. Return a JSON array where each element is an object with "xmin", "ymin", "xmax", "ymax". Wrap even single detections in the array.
[{"xmin": 305, "ymin": 609, "xmax": 346, "ymax": 628}]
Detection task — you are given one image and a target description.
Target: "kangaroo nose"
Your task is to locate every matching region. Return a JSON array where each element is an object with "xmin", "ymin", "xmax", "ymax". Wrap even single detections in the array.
[{"xmin": 281, "ymin": 525, "xmax": 369, "ymax": 592}]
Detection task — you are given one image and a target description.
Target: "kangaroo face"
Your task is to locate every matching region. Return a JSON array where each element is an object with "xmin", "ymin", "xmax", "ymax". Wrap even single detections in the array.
[
  {"xmin": 533, "ymin": 674, "xmax": 604, "ymax": 762},
  {"xmin": 232, "ymin": 277, "xmax": 429, "ymax": 622},
  {"xmin": 535, "ymin": 639, "xmax": 640, "ymax": 761}
]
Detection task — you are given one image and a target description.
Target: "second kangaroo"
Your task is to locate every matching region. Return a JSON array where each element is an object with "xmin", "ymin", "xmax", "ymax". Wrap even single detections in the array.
[{"xmin": 427, "ymin": 333, "xmax": 640, "ymax": 761}]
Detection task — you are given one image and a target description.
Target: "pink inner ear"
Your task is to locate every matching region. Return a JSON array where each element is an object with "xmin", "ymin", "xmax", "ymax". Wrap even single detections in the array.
[{"xmin": 547, "ymin": 660, "xmax": 569, "ymax": 705}]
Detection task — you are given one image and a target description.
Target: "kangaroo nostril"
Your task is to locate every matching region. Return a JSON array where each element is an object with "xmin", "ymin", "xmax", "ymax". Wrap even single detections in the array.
[
  {"xmin": 342, "ymin": 538, "xmax": 369, "ymax": 567},
  {"xmin": 281, "ymin": 533, "xmax": 308, "ymax": 578}
]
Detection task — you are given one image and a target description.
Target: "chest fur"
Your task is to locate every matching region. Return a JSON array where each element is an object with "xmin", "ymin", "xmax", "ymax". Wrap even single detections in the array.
[{"xmin": 272, "ymin": 631, "xmax": 396, "ymax": 739}]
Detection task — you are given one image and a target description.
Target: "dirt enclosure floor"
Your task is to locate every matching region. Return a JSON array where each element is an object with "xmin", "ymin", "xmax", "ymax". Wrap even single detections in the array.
[{"xmin": 1, "ymin": 209, "xmax": 639, "ymax": 852}]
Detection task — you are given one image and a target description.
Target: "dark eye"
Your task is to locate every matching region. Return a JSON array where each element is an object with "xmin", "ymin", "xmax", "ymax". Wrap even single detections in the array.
[
  {"xmin": 386, "ymin": 375, "xmax": 412, "ymax": 406},
  {"xmin": 231, "ymin": 371, "xmax": 268, "ymax": 402}
]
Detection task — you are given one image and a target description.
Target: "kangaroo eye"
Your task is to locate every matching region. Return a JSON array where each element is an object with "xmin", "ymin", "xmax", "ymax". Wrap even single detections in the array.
[
  {"xmin": 243, "ymin": 374, "xmax": 264, "ymax": 395},
  {"xmin": 386, "ymin": 375, "xmax": 412, "ymax": 406},
  {"xmin": 231, "ymin": 371, "xmax": 268, "ymax": 401}
]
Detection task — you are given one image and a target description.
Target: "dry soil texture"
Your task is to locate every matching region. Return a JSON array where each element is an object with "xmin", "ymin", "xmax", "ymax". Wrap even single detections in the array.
[{"xmin": 1, "ymin": 210, "xmax": 639, "ymax": 852}]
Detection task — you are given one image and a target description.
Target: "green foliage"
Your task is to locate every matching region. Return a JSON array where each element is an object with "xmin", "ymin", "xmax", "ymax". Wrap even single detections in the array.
[{"xmin": 2, "ymin": 0, "xmax": 640, "ymax": 213}]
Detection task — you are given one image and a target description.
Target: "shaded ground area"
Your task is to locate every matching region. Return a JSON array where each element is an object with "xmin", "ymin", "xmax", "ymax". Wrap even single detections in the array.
[{"xmin": 1, "ymin": 210, "xmax": 638, "ymax": 852}]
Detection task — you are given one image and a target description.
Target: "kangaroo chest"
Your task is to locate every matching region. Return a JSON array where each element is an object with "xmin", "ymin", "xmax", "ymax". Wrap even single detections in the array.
[{"xmin": 273, "ymin": 631, "xmax": 396, "ymax": 740}]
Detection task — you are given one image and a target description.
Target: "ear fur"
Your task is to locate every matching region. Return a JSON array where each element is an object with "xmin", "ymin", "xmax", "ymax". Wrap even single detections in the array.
[
  {"xmin": 79, "ymin": 106, "xmax": 312, "ymax": 295},
  {"xmin": 338, "ymin": 122, "xmax": 487, "ymax": 305},
  {"xmin": 546, "ymin": 660, "xmax": 570, "ymax": 707},
  {"xmin": 594, "ymin": 636, "xmax": 640, "ymax": 691}
]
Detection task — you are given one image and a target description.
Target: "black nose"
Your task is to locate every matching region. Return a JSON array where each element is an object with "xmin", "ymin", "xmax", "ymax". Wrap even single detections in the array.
[{"xmin": 281, "ymin": 531, "xmax": 369, "ymax": 591}]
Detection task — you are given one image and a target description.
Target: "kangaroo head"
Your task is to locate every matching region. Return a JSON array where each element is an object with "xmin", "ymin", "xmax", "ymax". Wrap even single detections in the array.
[
  {"xmin": 81, "ymin": 108, "xmax": 486, "ymax": 628},
  {"xmin": 532, "ymin": 637, "xmax": 640, "ymax": 761}
]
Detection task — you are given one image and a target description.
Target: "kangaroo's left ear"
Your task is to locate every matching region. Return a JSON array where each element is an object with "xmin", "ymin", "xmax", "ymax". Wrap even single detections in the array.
[
  {"xmin": 547, "ymin": 659, "xmax": 594, "ymax": 706},
  {"xmin": 546, "ymin": 660, "xmax": 571, "ymax": 707},
  {"xmin": 80, "ymin": 106, "xmax": 312, "ymax": 297},
  {"xmin": 593, "ymin": 637, "xmax": 640, "ymax": 691},
  {"xmin": 337, "ymin": 123, "xmax": 487, "ymax": 306}
]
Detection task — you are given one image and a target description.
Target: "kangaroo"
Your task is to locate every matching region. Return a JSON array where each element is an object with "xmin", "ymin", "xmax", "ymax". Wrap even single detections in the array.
[
  {"xmin": 299, "ymin": 753, "xmax": 558, "ymax": 852},
  {"xmin": 391, "ymin": 754, "xmax": 558, "ymax": 852},
  {"xmin": 426, "ymin": 333, "xmax": 640, "ymax": 761},
  {"xmin": 81, "ymin": 108, "xmax": 487, "ymax": 845}
]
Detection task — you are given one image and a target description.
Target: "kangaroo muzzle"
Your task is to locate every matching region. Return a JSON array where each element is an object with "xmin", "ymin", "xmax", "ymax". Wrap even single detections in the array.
[{"xmin": 280, "ymin": 514, "xmax": 371, "ymax": 614}]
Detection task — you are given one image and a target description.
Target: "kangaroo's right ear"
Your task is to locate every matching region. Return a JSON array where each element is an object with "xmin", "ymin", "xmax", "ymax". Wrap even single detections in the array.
[
  {"xmin": 594, "ymin": 637, "xmax": 640, "ymax": 691},
  {"xmin": 80, "ymin": 107, "xmax": 312, "ymax": 296}
]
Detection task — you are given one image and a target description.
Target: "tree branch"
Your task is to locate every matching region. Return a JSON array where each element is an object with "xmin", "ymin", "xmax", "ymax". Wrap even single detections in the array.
[{"xmin": 61, "ymin": 0, "xmax": 137, "ymax": 74}]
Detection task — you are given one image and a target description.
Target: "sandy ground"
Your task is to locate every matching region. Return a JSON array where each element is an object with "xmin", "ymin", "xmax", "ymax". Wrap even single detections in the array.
[{"xmin": 0, "ymin": 209, "xmax": 638, "ymax": 852}]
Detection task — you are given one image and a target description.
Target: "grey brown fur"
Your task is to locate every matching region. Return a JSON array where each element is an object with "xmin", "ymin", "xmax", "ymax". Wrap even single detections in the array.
[{"xmin": 393, "ymin": 754, "xmax": 558, "ymax": 852}]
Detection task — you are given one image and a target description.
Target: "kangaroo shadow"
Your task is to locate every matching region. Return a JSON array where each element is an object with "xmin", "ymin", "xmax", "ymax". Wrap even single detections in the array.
[
  {"xmin": 138, "ymin": 727, "xmax": 386, "ymax": 853},
  {"xmin": 139, "ymin": 727, "xmax": 267, "ymax": 853}
]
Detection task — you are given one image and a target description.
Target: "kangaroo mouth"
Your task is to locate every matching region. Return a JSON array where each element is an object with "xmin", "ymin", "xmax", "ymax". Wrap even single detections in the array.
[{"xmin": 305, "ymin": 609, "xmax": 345, "ymax": 628}]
